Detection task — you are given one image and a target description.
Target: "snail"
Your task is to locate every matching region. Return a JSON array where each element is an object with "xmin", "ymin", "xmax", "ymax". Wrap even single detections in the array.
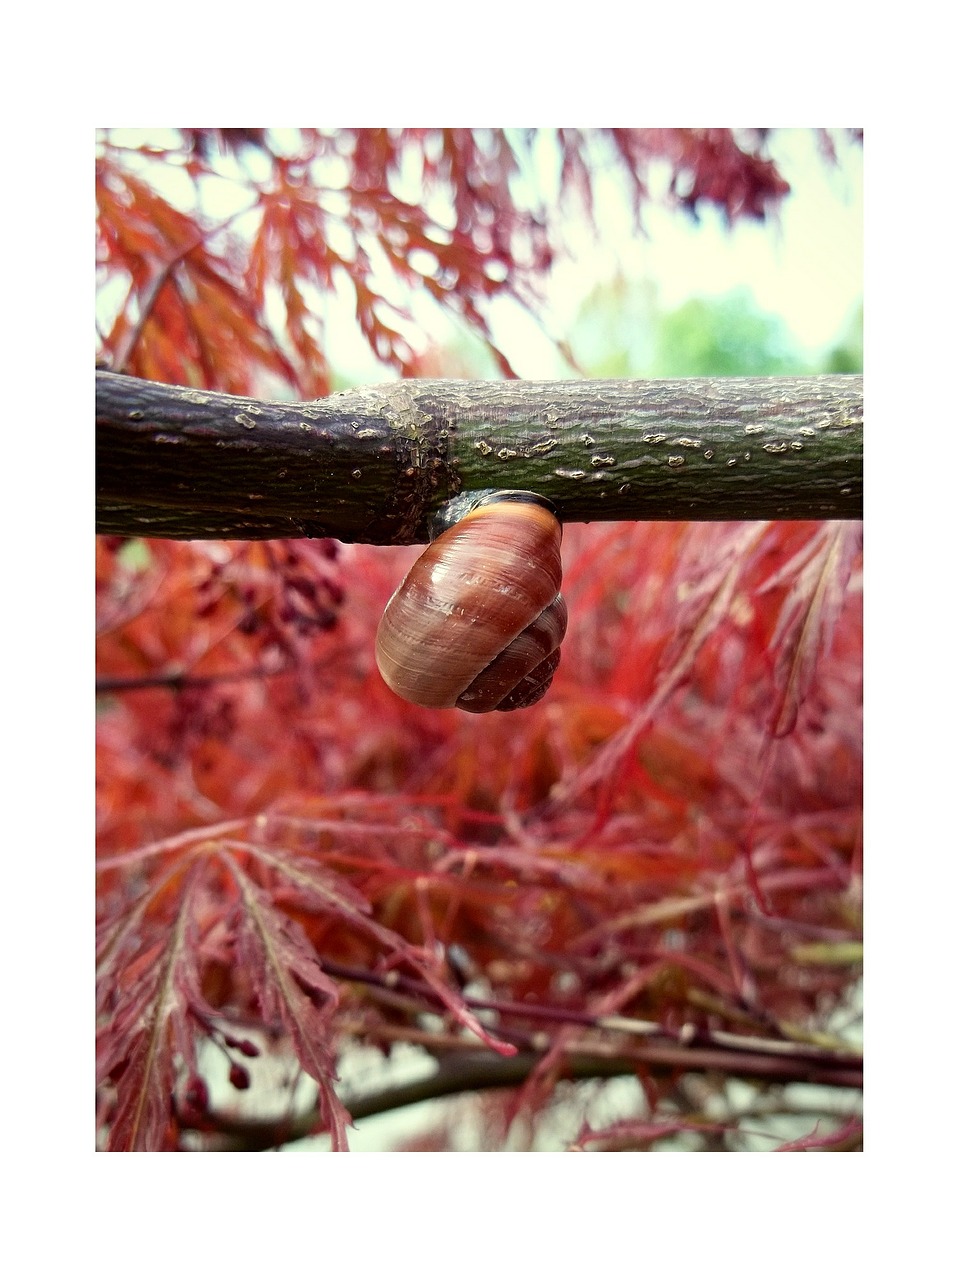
[{"xmin": 376, "ymin": 491, "xmax": 566, "ymax": 713}]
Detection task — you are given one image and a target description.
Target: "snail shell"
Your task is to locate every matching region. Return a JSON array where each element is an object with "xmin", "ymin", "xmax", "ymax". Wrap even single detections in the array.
[{"xmin": 376, "ymin": 497, "xmax": 566, "ymax": 713}]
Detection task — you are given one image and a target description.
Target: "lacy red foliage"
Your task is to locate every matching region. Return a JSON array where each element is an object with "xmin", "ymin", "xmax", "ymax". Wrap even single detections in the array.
[
  {"xmin": 627, "ymin": 129, "xmax": 792, "ymax": 223},
  {"xmin": 97, "ymin": 519, "xmax": 862, "ymax": 1150},
  {"xmin": 95, "ymin": 129, "xmax": 862, "ymax": 1152},
  {"xmin": 97, "ymin": 128, "xmax": 829, "ymax": 393}
]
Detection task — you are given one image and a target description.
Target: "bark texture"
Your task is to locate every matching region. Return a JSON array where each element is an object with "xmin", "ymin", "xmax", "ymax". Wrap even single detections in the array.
[{"xmin": 96, "ymin": 372, "xmax": 863, "ymax": 543}]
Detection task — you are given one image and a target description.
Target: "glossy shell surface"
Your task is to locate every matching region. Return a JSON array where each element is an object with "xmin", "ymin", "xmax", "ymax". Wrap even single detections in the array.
[{"xmin": 375, "ymin": 500, "xmax": 565, "ymax": 712}]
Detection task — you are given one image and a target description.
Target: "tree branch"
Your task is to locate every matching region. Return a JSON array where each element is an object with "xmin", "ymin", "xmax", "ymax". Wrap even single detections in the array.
[
  {"xmin": 180, "ymin": 959, "xmax": 862, "ymax": 1149},
  {"xmin": 95, "ymin": 661, "xmax": 288, "ymax": 695},
  {"xmin": 190, "ymin": 1037, "xmax": 862, "ymax": 1151},
  {"xmin": 96, "ymin": 372, "xmax": 862, "ymax": 543}
]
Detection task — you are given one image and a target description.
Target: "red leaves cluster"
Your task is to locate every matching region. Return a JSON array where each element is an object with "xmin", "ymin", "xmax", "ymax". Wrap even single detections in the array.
[
  {"xmin": 97, "ymin": 519, "xmax": 862, "ymax": 1150},
  {"xmin": 97, "ymin": 128, "xmax": 818, "ymax": 395},
  {"xmin": 96, "ymin": 810, "xmax": 525, "ymax": 1151},
  {"xmin": 628, "ymin": 129, "xmax": 791, "ymax": 223},
  {"xmin": 96, "ymin": 829, "xmax": 345, "ymax": 1151}
]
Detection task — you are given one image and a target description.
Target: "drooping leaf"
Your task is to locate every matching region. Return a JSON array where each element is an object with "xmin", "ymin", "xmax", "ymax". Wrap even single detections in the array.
[
  {"xmin": 227, "ymin": 859, "xmax": 351, "ymax": 1150},
  {"xmin": 97, "ymin": 861, "xmax": 205, "ymax": 1152},
  {"xmin": 760, "ymin": 522, "xmax": 862, "ymax": 737},
  {"xmin": 228, "ymin": 837, "xmax": 518, "ymax": 1058}
]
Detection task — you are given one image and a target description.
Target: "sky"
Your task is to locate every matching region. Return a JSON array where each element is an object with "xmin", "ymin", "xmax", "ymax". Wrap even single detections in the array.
[{"xmin": 585, "ymin": 131, "xmax": 860, "ymax": 346}]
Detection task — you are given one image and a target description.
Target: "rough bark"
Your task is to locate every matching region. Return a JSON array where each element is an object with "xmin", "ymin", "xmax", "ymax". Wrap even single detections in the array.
[{"xmin": 96, "ymin": 371, "xmax": 863, "ymax": 543}]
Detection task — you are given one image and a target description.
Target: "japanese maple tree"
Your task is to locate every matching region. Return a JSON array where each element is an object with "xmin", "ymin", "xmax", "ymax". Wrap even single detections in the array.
[{"xmin": 96, "ymin": 128, "xmax": 862, "ymax": 1152}]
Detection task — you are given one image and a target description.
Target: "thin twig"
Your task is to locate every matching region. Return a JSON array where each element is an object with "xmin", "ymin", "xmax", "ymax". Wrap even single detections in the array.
[
  {"xmin": 320, "ymin": 958, "xmax": 861, "ymax": 1066},
  {"xmin": 187, "ymin": 1032, "xmax": 863, "ymax": 1151},
  {"xmin": 112, "ymin": 202, "xmax": 259, "ymax": 373},
  {"xmin": 96, "ymin": 661, "xmax": 288, "ymax": 695},
  {"xmin": 113, "ymin": 259, "xmax": 182, "ymax": 374}
]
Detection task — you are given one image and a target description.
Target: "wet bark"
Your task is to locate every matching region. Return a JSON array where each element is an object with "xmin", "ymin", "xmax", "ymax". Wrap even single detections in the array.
[{"xmin": 96, "ymin": 371, "xmax": 862, "ymax": 543}]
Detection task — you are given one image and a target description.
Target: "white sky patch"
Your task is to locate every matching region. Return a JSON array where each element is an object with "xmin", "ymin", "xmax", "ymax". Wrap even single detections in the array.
[{"xmin": 530, "ymin": 129, "xmax": 862, "ymax": 365}]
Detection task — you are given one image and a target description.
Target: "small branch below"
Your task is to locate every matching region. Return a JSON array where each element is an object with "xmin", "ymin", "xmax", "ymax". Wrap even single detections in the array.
[
  {"xmin": 188, "ymin": 1035, "xmax": 862, "ymax": 1150},
  {"xmin": 96, "ymin": 662, "xmax": 288, "ymax": 695}
]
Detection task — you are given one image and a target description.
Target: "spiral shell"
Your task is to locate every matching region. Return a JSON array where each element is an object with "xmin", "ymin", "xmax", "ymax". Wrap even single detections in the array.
[{"xmin": 375, "ymin": 497, "xmax": 566, "ymax": 713}]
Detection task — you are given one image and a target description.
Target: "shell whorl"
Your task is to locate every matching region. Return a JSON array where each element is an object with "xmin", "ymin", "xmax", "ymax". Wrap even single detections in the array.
[{"xmin": 375, "ymin": 499, "xmax": 565, "ymax": 713}]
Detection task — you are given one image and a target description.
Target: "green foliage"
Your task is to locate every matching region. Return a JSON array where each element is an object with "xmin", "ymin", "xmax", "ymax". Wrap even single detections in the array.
[
  {"xmin": 566, "ymin": 278, "xmax": 661, "ymax": 378},
  {"xmin": 650, "ymin": 288, "xmax": 806, "ymax": 377},
  {"xmin": 823, "ymin": 303, "xmax": 864, "ymax": 373},
  {"xmin": 570, "ymin": 281, "xmax": 863, "ymax": 382}
]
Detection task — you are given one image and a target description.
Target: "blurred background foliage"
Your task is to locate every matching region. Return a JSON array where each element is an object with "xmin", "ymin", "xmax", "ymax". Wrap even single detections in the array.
[{"xmin": 539, "ymin": 279, "xmax": 861, "ymax": 381}]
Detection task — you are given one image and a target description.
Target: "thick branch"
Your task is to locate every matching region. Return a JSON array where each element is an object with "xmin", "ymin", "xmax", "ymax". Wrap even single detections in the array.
[{"xmin": 96, "ymin": 372, "xmax": 862, "ymax": 543}]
